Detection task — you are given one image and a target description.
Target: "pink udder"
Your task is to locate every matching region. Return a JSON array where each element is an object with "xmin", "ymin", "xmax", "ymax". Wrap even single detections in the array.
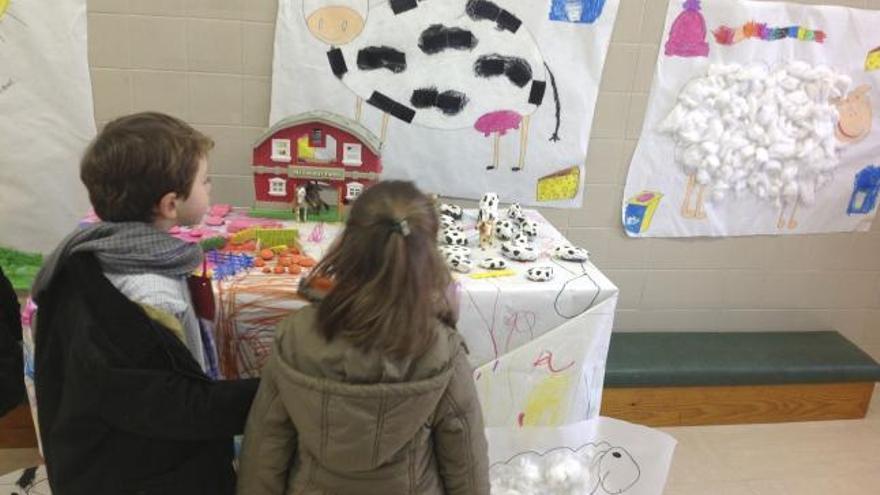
[{"xmin": 474, "ymin": 110, "xmax": 523, "ymax": 137}]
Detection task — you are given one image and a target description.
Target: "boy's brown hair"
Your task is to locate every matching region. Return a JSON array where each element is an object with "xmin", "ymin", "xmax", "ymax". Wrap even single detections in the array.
[
  {"xmin": 304, "ymin": 181, "xmax": 456, "ymax": 360},
  {"xmin": 80, "ymin": 112, "xmax": 214, "ymax": 222}
]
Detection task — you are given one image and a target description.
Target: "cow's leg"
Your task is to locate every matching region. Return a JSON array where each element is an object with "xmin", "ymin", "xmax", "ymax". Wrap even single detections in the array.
[
  {"xmin": 355, "ymin": 96, "xmax": 363, "ymax": 122},
  {"xmin": 487, "ymin": 133, "xmax": 500, "ymax": 170},
  {"xmin": 380, "ymin": 113, "xmax": 391, "ymax": 143},
  {"xmin": 513, "ymin": 114, "xmax": 530, "ymax": 172}
]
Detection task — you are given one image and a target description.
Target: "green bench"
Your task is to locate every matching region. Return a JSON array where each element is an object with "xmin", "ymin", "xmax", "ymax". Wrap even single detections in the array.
[{"xmin": 600, "ymin": 331, "xmax": 880, "ymax": 426}]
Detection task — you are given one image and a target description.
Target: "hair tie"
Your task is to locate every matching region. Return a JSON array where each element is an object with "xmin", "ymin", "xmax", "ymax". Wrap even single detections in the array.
[{"xmin": 390, "ymin": 218, "xmax": 411, "ymax": 237}]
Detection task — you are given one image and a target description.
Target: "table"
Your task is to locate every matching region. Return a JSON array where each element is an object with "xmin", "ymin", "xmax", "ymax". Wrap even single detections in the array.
[
  {"xmin": 211, "ymin": 209, "xmax": 617, "ymax": 373},
  {"xmin": 21, "ymin": 207, "xmax": 619, "ymax": 435},
  {"xmin": 210, "ymin": 208, "xmax": 619, "ymax": 428}
]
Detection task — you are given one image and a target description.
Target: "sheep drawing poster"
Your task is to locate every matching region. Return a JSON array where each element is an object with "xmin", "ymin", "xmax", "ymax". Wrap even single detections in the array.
[
  {"xmin": 623, "ymin": 0, "xmax": 880, "ymax": 237},
  {"xmin": 486, "ymin": 417, "xmax": 677, "ymax": 495},
  {"xmin": 0, "ymin": 0, "xmax": 94, "ymax": 252},
  {"xmin": 270, "ymin": 0, "xmax": 620, "ymax": 207}
]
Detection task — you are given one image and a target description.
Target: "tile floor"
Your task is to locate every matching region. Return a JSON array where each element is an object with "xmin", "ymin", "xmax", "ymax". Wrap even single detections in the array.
[{"xmin": 1, "ymin": 384, "xmax": 878, "ymax": 494}]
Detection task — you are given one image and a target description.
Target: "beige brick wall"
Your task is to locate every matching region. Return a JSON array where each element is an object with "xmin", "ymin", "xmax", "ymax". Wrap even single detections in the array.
[{"xmin": 86, "ymin": 0, "xmax": 880, "ymax": 357}]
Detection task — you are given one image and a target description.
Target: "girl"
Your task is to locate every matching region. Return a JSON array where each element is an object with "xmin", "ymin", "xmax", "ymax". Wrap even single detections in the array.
[{"xmin": 237, "ymin": 181, "xmax": 489, "ymax": 495}]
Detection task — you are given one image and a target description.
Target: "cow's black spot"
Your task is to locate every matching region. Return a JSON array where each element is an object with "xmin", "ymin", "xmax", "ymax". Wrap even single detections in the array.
[
  {"xmin": 390, "ymin": 0, "xmax": 418, "ymax": 14},
  {"xmin": 357, "ymin": 46, "xmax": 407, "ymax": 73},
  {"xmin": 475, "ymin": 54, "xmax": 532, "ymax": 88},
  {"xmin": 419, "ymin": 24, "xmax": 478, "ymax": 54},
  {"xmin": 367, "ymin": 91, "xmax": 416, "ymax": 123},
  {"xmin": 410, "ymin": 87, "xmax": 469, "ymax": 115},
  {"xmin": 466, "ymin": 0, "xmax": 521, "ymax": 33},
  {"xmin": 327, "ymin": 48, "xmax": 347, "ymax": 78}
]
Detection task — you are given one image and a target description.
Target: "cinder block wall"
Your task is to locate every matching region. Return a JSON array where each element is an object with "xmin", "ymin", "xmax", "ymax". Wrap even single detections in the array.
[{"xmin": 86, "ymin": 0, "xmax": 880, "ymax": 359}]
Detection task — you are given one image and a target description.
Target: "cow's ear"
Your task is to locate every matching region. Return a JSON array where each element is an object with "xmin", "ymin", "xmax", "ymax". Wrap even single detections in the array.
[{"xmin": 854, "ymin": 84, "xmax": 872, "ymax": 96}]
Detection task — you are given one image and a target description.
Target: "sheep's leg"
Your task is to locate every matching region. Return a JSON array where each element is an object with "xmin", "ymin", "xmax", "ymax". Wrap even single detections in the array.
[
  {"xmin": 694, "ymin": 184, "xmax": 707, "ymax": 219},
  {"xmin": 355, "ymin": 97, "xmax": 363, "ymax": 122},
  {"xmin": 787, "ymin": 200, "xmax": 800, "ymax": 230},
  {"xmin": 680, "ymin": 174, "xmax": 697, "ymax": 218},
  {"xmin": 513, "ymin": 115, "xmax": 530, "ymax": 172},
  {"xmin": 487, "ymin": 133, "xmax": 500, "ymax": 170},
  {"xmin": 777, "ymin": 205, "xmax": 787, "ymax": 230}
]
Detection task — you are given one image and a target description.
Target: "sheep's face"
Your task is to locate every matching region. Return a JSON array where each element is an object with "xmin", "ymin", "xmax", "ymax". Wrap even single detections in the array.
[
  {"xmin": 595, "ymin": 447, "xmax": 640, "ymax": 495},
  {"xmin": 834, "ymin": 84, "xmax": 873, "ymax": 143},
  {"xmin": 305, "ymin": 5, "xmax": 365, "ymax": 45}
]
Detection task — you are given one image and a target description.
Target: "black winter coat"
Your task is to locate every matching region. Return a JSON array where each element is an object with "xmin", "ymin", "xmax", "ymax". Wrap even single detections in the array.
[
  {"xmin": 34, "ymin": 253, "xmax": 258, "ymax": 495},
  {"xmin": 0, "ymin": 265, "xmax": 24, "ymax": 416}
]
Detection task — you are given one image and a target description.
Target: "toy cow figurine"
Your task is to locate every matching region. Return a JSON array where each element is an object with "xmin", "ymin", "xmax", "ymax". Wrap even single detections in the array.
[
  {"xmin": 477, "ymin": 219, "xmax": 495, "ymax": 250},
  {"xmin": 477, "ymin": 192, "xmax": 499, "ymax": 250}
]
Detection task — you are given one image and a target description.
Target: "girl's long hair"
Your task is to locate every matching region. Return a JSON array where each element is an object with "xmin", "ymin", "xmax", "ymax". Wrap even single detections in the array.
[{"xmin": 303, "ymin": 181, "xmax": 455, "ymax": 360}]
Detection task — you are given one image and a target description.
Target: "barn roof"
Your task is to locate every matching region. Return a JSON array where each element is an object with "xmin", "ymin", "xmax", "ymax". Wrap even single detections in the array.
[{"xmin": 254, "ymin": 110, "xmax": 382, "ymax": 155}]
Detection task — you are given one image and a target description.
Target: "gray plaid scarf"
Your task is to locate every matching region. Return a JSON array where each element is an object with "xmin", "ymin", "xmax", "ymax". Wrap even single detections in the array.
[{"xmin": 32, "ymin": 222, "xmax": 203, "ymax": 302}]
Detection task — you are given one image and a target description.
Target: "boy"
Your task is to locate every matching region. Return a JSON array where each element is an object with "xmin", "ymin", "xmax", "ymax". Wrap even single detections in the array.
[{"xmin": 30, "ymin": 112, "xmax": 258, "ymax": 495}]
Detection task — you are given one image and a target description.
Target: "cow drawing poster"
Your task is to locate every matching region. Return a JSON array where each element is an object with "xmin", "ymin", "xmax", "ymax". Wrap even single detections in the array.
[
  {"xmin": 623, "ymin": 0, "xmax": 880, "ymax": 237},
  {"xmin": 0, "ymin": 0, "xmax": 94, "ymax": 252},
  {"xmin": 271, "ymin": 0, "xmax": 619, "ymax": 207}
]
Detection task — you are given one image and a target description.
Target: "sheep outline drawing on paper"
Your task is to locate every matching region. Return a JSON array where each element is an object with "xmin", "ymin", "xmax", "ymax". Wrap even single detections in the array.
[
  {"xmin": 659, "ymin": 61, "xmax": 873, "ymax": 231},
  {"xmin": 489, "ymin": 442, "xmax": 641, "ymax": 495},
  {"xmin": 300, "ymin": 0, "xmax": 562, "ymax": 172}
]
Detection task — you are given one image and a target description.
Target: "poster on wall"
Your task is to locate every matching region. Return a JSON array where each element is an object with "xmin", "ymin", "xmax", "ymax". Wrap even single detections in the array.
[
  {"xmin": 0, "ymin": 0, "xmax": 94, "ymax": 252},
  {"xmin": 271, "ymin": 0, "xmax": 619, "ymax": 207},
  {"xmin": 622, "ymin": 0, "xmax": 880, "ymax": 237}
]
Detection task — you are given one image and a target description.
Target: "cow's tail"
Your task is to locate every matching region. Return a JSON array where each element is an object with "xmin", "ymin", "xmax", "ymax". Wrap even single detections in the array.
[{"xmin": 544, "ymin": 62, "xmax": 561, "ymax": 142}]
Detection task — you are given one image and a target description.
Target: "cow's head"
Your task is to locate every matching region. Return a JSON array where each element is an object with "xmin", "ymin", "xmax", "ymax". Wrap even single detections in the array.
[
  {"xmin": 303, "ymin": 0, "xmax": 368, "ymax": 46},
  {"xmin": 832, "ymin": 84, "xmax": 873, "ymax": 144}
]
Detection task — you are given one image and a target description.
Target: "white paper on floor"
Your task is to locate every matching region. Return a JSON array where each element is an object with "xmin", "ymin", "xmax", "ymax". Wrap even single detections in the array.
[{"xmin": 486, "ymin": 417, "xmax": 677, "ymax": 495}]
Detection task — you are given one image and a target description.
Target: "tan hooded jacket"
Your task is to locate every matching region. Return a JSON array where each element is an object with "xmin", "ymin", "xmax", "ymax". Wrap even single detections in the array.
[{"xmin": 236, "ymin": 305, "xmax": 489, "ymax": 495}]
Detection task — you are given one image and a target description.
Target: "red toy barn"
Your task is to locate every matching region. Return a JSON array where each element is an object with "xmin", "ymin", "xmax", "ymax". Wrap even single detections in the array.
[{"xmin": 251, "ymin": 111, "xmax": 382, "ymax": 218}]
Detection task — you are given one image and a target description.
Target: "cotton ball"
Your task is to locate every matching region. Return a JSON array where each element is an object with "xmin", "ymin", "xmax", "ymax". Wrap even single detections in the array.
[
  {"xmin": 783, "ymin": 181, "xmax": 799, "ymax": 199},
  {"xmin": 755, "ymin": 147, "xmax": 769, "ymax": 163},
  {"xmin": 512, "ymin": 457, "xmax": 541, "ymax": 486},
  {"xmin": 705, "ymin": 154, "xmax": 720, "ymax": 170},
  {"xmin": 720, "ymin": 165, "xmax": 734, "ymax": 180},
  {"xmin": 659, "ymin": 105, "xmax": 686, "ymax": 132},
  {"xmin": 769, "ymin": 140, "xmax": 796, "ymax": 159},
  {"xmin": 762, "ymin": 159, "xmax": 781, "ymax": 174},
  {"xmin": 544, "ymin": 452, "xmax": 590, "ymax": 490},
  {"xmin": 680, "ymin": 145, "xmax": 704, "ymax": 171},
  {"xmin": 701, "ymin": 141, "xmax": 720, "ymax": 155},
  {"xmin": 748, "ymin": 123, "xmax": 766, "ymax": 141},
  {"xmin": 797, "ymin": 138, "xmax": 816, "ymax": 159},
  {"xmin": 680, "ymin": 125, "xmax": 702, "ymax": 144},
  {"xmin": 696, "ymin": 169, "xmax": 712, "ymax": 185}
]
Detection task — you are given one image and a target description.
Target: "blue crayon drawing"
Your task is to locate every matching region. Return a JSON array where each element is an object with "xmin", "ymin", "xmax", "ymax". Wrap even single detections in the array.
[
  {"xmin": 847, "ymin": 165, "xmax": 880, "ymax": 215},
  {"xmin": 549, "ymin": 0, "xmax": 606, "ymax": 24}
]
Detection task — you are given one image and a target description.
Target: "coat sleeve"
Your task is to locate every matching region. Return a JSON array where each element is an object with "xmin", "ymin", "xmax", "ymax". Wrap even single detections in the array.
[
  {"xmin": 90, "ymin": 335, "xmax": 260, "ymax": 441},
  {"xmin": 432, "ymin": 346, "xmax": 490, "ymax": 495},
  {"xmin": 237, "ymin": 357, "xmax": 298, "ymax": 495}
]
